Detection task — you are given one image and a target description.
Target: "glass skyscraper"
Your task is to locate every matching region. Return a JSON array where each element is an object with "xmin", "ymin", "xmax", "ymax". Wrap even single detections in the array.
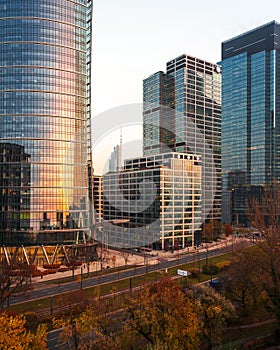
[
  {"xmin": 221, "ymin": 21, "xmax": 280, "ymax": 224},
  {"xmin": 143, "ymin": 54, "xmax": 222, "ymax": 224},
  {"xmin": 0, "ymin": 0, "xmax": 92, "ymax": 245}
]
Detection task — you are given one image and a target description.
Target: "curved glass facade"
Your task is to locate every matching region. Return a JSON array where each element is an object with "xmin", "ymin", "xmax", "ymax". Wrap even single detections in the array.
[{"xmin": 0, "ymin": 0, "xmax": 92, "ymax": 246}]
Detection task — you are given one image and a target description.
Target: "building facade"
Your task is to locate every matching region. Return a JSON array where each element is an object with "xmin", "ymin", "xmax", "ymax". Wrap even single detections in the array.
[
  {"xmin": 143, "ymin": 54, "xmax": 222, "ymax": 224},
  {"xmin": 102, "ymin": 153, "xmax": 201, "ymax": 249},
  {"xmin": 221, "ymin": 21, "xmax": 280, "ymax": 224},
  {"xmin": 0, "ymin": 0, "xmax": 92, "ymax": 245}
]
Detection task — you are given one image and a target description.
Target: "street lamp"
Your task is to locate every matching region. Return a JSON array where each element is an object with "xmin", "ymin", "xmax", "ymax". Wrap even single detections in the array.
[
  {"xmin": 72, "ymin": 322, "xmax": 78, "ymax": 350},
  {"xmin": 91, "ymin": 219, "xmax": 129, "ymax": 271}
]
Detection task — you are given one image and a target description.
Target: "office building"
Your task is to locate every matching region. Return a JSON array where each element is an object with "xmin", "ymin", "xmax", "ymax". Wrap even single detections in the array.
[
  {"xmin": 221, "ymin": 20, "xmax": 280, "ymax": 224},
  {"xmin": 102, "ymin": 153, "xmax": 202, "ymax": 249},
  {"xmin": 143, "ymin": 54, "xmax": 222, "ymax": 224},
  {"xmin": 109, "ymin": 145, "xmax": 120, "ymax": 172},
  {"xmin": 0, "ymin": 0, "xmax": 92, "ymax": 245}
]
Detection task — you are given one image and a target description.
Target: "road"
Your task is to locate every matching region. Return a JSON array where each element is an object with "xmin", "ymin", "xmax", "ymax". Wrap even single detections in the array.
[{"xmin": 10, "ymin": 242, "xmax": 248, "ymax": 306}]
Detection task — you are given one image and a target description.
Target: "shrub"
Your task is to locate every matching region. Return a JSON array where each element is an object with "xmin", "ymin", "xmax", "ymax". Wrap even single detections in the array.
[{"xmin": 202, "ymin": 264, "xmax": 219, "ymax": 275}]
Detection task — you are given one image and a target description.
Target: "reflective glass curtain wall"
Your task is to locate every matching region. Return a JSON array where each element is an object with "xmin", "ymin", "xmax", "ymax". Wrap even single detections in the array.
[
  {"xmin": 221, "ymin": 21, "xmax": 280, "ymax": 224},
  {"xmin": 143, "ymin": 54, "xmax": 222, "ymax": 224},
  {"xmin": 0, "ymin": 0, "xmax": 92, "ymax": 245}
]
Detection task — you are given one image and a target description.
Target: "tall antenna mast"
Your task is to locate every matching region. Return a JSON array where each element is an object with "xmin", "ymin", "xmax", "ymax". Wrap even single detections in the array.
[{"xmin": 119, "ymin": 127, "xmax": 122, "ymax": 170}]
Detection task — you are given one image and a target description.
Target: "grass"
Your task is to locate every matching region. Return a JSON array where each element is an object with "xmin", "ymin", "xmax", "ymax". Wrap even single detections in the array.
[
  {"xmin": 219, "ymin": 320, "xmax": 279, "ymax": 349},
  {"xmin": 41, "ymin": 264, "xmax": 135, "ymax": 285},
  {"xmin": 9, "ymin": 252, "xmax": 233, "ymax": 316}
]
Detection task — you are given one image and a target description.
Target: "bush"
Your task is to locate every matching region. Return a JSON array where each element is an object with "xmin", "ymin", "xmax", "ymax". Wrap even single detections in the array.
[
  {"xmin": 43, "ymin": 264, "xmax": 60, "ymax": 269},
  {"xmin": 190, "ymin": 268, "xmax": 200, "ymax": 278},
  {"xmin": 216, "ymin": 261, "xmax": 231, "ymax": 270},
  {"xmin": 58, "ymin": 267, "xmax": 70, "ymax": 272},
  {"xmin": 202, "ymin": 264, "xmax": 219, "ymax": 275}
]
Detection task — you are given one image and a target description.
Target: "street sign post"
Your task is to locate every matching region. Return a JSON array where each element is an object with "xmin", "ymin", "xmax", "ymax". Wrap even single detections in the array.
[{"xmin": 177, "ymin": 269, "xmax": 188, "ymax": 277}]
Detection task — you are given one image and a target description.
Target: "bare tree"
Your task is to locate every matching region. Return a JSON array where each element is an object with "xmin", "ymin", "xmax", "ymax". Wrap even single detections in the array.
[
  {"xmin": 120, "ymin": 252, "xmax": 129, "ymax": 266},
  {"xmin": 0, "ymin": 261, "xmax": 32, "ymax": 310},
  {"xmin": 246, "ymin": 183, "xmax": 280, "ymax": 325}
]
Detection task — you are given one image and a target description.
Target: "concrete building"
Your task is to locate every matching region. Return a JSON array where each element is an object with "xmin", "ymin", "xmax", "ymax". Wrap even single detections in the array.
[{"xmin": 102, "ymin": 153, "xmax": 201, "ymax": 249}]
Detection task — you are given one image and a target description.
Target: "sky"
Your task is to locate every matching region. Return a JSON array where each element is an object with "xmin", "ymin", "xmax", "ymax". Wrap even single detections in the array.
[{"xmin": 92, "ymin": 0, "xmax": 280, "ymax": 174}]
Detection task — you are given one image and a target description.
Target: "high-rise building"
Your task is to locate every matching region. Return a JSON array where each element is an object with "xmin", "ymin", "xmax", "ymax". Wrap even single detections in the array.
[
  {"xmin": 143, "ymin": 54, "xmax": 222, "ymax": 224},
  {"xmin": 108, "ymin": 145, "xmax": 120, "ymax": 172},
  {"xmin": 0, "ymin": 0, "xmax": 92, "ymax": 245},
  {"xmin": 221, "ymin": 20, "xmax": 280, "ymax": 224},
  {"xmin": 102, "ymin": 152, "xmax": 202, "ymax": 249}
]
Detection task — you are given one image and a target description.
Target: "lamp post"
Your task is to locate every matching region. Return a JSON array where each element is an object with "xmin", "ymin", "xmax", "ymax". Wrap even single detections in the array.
[
  {"xmin": 91, "ymin": 219, "xmax": 129, "ymax": 271},
  {"xmin": 197, "ymin": 249, "xmax": 201, "ymax": 282},
  {"xmin": 72, "ymin": 322, "xmax": 78, "ymax": 350}
]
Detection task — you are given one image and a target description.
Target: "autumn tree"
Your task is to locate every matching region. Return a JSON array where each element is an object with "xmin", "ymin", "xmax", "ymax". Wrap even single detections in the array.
[
  {"xmin": 0, "ymin": 313, "xmax": 47, "ymax": 350},
  {"xmin": 246, "ymin": 183, "xmax": 280, "ymax": 325},
  {"xmin": 222, "ymin": 250, "xmax": 265, "ymax": 319},
  {"xmin": 202, "ymin": 219, "xmax": 224, "ymax": 242},
  {"xmin": 0, "ymin": 261, "xmax": 32, "ymax": 310},
  {"xmin": 224, "ymin": 223, "xmax": 233, "ymax": 237},
  {"xmin": 191, "ymin": 286, "xmax": 235, "ymax": 350},
  {"xmin": 54, "ymin": 289, "xmax": 129, "ymax": 350},
  {"xmin": 126, "ymin": 276, "xmax": 201, "ymax": 350}
]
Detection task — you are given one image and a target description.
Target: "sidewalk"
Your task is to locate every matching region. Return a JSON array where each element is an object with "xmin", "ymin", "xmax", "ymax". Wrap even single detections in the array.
[{"xmin": 30, "ymin": 237, "xmax": 248, "ymax": 287}]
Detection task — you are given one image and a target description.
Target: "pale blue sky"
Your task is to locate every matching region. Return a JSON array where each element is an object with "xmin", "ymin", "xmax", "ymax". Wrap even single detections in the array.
[
  {"xmin": 93, "ymin": 0, "xmax": 280, "ymax": 114},
  {"xmin": 92, "ymin": 0, "xmax": 280, "ymax": 174}
]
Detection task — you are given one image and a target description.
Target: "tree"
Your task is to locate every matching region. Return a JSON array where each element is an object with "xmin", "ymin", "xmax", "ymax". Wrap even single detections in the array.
[
  {"xmin": 192, "ymin": 286, "xmax": 235, "ymax": 350},
  {"xmin": 223, "ymin": 251, "xmax": 264, "ymax": 314},
  {"xmin": 54, "ymin": 290, "xmax": 129, "ymax": 350},
  {"xmin": 120, "ymin": 252, "xmax": 130, "ymax": 266},
  {"xmin": 0, "ymin": 313, "xmax": 47, "ymax": 350},
  {"xmin": 224, "ymin": 223, "xmax": 233, "ymax": 237},
  {"xmin": 202, "ymin": 220, "xmax": 224, "ymax": 242},
  {"xmin": 0, "ymin": 261, "xmax": 32, "ymax": 310},
  {"xmin": 126, "ymin": 277, "xmax": 201, "ymax": 349},
  {"xmin": 246, "ymin": 183, "xmax": 280, "ymax": 325}
]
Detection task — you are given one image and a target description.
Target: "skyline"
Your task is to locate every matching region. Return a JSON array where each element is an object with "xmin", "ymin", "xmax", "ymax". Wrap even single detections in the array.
[
  {"xmin": 92, "ymin": 1, "xmax": 280, "ymax": 173},
  {"xmin": 93, "ymin": 0, "xmax": 280, "ymax": 115}
]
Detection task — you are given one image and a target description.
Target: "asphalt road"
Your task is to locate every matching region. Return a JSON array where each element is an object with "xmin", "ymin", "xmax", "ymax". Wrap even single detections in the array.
[{"xmin": 10, "ymin": 242, "xmax": 248, "ymax": 306}]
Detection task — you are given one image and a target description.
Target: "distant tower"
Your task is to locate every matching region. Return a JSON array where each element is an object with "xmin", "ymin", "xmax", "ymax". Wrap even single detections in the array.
[
  {"xmin": 109, "ymin": 145, "xmax": 120, "ymax": 172},
  {"xmin": 119, "ymin": 128, "xmax": 123, "ymax": 171}
]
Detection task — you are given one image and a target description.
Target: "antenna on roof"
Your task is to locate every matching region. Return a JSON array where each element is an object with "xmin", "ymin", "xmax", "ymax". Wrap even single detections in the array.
[{"xmin": 119, "ymin": 127, "xmax": 123, "ymax": 171}]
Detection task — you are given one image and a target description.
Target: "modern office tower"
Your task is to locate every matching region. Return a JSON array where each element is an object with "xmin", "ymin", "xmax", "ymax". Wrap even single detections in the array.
[
  {"xmin": 143, "ymin": 71, "xmax": 175, "ymax": 155},
  {"xmin": 143, "ymin": 54, "xmax": 222, "ymax": 224},
  {"xmin": 102, "ymin": 153, "xmax": 202, "ymax": 249},
  {"xmin": 0, "ymin": 0, "xmax": 92, "ymax": 246},
  {"xmin": 221, "ymin": 20, "xmax": 280, "ymax": 224},
  {"xmin": 108, "ymin": 145, "xmax": 120, "ymax": 172}
]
